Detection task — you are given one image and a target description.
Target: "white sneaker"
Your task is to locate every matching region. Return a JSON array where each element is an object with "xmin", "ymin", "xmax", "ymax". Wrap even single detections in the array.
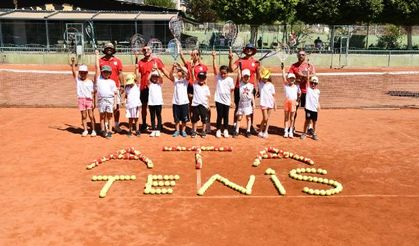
[
  {"xmin": 263, "ymin": 132, "xmax": 269, "ymax": 138},
  {"xmin": 223, "ymin": 129, "xmax": 229, "ymax": 138},
  {"xmin": 149, "ymin": 131, "xmax": 156, "ymax": 137},
  {"xmin": 289, "ymin": 131, "xmax": 294, "ymax": 138},
  {"xmin": 82, "ymin": 130, "xmax": 88, "ymax": 137},
  {"xmin": 284, "ymin": 132, "xmax": 288, "ymax": 138},
  {"xmin": 258, "ymin": 131, "xmax": 264, "ymax": 138},
  {"xmin": 155, "ymin": 131, "xmax": 161, "ymax": 137},
  {"xmin": 216, "ymin": 129, "xmax": 222, "ymax": 138},
  {"xmin": 91, "ymin": 130, "xmax": 97, "ymax": 137}
]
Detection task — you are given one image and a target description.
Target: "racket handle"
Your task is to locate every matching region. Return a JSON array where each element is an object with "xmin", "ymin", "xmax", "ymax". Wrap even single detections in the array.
[{"xmin": 281, "ymin": 62, "xmax": 284, "ymax": 70}]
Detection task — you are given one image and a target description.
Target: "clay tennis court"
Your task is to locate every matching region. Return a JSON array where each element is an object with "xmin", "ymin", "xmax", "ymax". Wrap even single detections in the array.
[{"xmin": 1, "ymin": 65, "xmax": 419, "ymax": 245}]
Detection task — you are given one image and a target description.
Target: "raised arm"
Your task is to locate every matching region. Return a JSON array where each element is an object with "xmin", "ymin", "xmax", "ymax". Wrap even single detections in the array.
[
  {"xmin": 228, "ymin": 48, "xmax": 238, "ymax": 72},
  {"xmin": 212, "ymin": 50, "xmax": 218, "ymax": 76},
  {"xmin": 168, "ymin": 63, "xmax": 176, "ymax": 82},
  {"xmin": 281, "ymin": 66, "xmax": 287, "ymax": 85},
  {"xmin": 179, "ymin": 49, "xmax": 188, "ymax": 67},
  {"xmin": 95, "ymin": 50, "xmax": 100, "ymax": 82},
  {"xmin": 70, "ymin": 57, "xmax": 77, "ymax": 79}
]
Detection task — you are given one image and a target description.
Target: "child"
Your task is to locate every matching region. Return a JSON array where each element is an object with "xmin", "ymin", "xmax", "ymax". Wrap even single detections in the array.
[
  {"xmin": 124, "ymin": 73, "xmax": 141, "ymax": 137},
  {"xmin": 95, "ymin": 50, "xmax": 117, "ymax": 138},
  {"xmin": 191, "ymin": 72, "xmax": 211, "ymax": 138},
  {"xmin": 233, "ymin": 69, "xmax": 255, "ymax": 138},
  {"xmin": 258, "ymin": 68, "xmax": 276, "ymax": 138},
  {"xmin": 282, "ymin": 68, "xmax": 300, "ymax": 138},
  {"xmin": 301, "ymin": 76, "xmax": 320, "ymax": 140},
  {"xmin": 212, "ymin": 51, "xmax": 235, "ymax": 138},
  {"xmin": 169, "ymin": 63, "xmax": 189, "ymax": 137},
  {"xmin": 70, "ymin": 57, "xmax": 96, "ymax": 137},
  {"xmin": 148, "ymin": 69, "xmax": 164, "ymax": 137}
]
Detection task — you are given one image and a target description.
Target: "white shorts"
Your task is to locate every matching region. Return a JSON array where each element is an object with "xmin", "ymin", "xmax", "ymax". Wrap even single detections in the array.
[
  {"xmin": 98, "ymin": 98, "xmax": 114, "ymax": 113},
  {"xmin": 236, "ymin": 106, "xmax": 253, "ymax": 116},
  {"xmin": 126, "ymin": 107, "xmax": 139, "ymax": 119}
]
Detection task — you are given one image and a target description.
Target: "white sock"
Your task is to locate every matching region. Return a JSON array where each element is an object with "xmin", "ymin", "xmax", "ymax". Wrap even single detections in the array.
[
  {"xmin": 290, "ymin": 127, "xmax": 293, "ymax": 133},
  {"xmin": 285, "ymin": 127, "xmax": 289, "ymax": 133}
]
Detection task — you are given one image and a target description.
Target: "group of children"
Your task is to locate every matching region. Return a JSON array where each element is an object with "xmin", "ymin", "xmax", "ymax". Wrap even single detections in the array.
[{"xmin": 72, "ymin": 50, "xmax": 320, "ymax": 140}]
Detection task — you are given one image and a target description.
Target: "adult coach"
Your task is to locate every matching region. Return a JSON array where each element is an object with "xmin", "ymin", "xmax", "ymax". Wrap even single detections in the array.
[
  {"xmin": 228, "ymin": 43, "xmax": 260, "ymax": 133},
  {"xmin": 136, "ymin": 46, "xmax": 170, "ymax": 131},
  {"xmin": 99, "ymin": 42, "xmax": 125, "ymax": 133},
  {"xmin": 288, "ymin": 49, "xmax": 316, "ymax": 133}
]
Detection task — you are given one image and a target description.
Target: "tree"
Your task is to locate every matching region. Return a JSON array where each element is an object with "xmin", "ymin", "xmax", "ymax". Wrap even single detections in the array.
[
  {"xmin": 212, "ymin": 0, "xmax": 298, "ymax": 44},
  {"xmin": 144, "ymin": 0, "xmax": 176, "ymax": 9},
  {"xmin": 187, "ymin": 0, "xmax": 219, "ymax": 22},
  {"xmin": 381, "ymin": 0, "xmax": 419, "ymax": 49}
]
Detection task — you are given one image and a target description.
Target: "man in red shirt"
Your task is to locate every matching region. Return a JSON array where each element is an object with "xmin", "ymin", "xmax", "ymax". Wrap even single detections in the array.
[
  {"xmin": 288, "ymin": 49, "xmax": 316, "ymax": 132},
  {"xmin": 99, "ymin": 42, "xmax": 125, "ymax": 133},
  {"xmin": 228, "ymin": 43, "xmax": 260, "ymax": 133},
  {"xmin": 136, "ymin": 46, "xmax": 170, "ymax": 131}
]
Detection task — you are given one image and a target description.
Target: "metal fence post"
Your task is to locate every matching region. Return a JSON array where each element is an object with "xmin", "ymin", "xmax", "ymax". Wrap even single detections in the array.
[{"xmin": 387, "ymin": 50, "xmax": 391, "ymax": 67}]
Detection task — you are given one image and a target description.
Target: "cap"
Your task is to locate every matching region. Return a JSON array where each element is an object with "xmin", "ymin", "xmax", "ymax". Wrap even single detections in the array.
[
  {"xmin": 78, "ymin": 65, "xmax": 88, "ymax": 72},
  {"xmin": 125, "ymin": 73, "xmax": 136, "ymax": 85},
  {"xmin": 242, "ymin": 69, "xmax": 251, "ymax": 77},
  {"xmin": 101, "ymin": 65, "xmax": 112, "ymax": 72},
  {"xmin": 287, "ymin": 73, "xmax": 296, "ymax": 79},
  {"xmin": 310, "ymin": 76, "xmax": 319, "ymax": 84},
  {"xmin": 260, "ymin": 68, "xmax": 271, "ymax": 80},
  {"xmin": 243, "ymin": 43, "xmax": 257, "ymax": 55},
  {"xmin": 104, "ymin": 42, "xmax": 115, "ymax": 50},
  {"xmin": 197, "ymin": 71, "xmax": 207, "ymax": 79}
]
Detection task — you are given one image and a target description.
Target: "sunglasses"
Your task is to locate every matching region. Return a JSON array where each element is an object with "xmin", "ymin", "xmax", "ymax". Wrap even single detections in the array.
[
  {"xmin": 298, "ymin": 53, "xmax": 306, "ymax": 56},
  {"xmin": 310, "ymin": 82, "xmax": 318, "ymax": 85}
]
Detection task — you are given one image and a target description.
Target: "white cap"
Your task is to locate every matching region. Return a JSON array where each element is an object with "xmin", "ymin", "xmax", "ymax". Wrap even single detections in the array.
[
  {"xmin": 242, "ymin": 69, "xmax": 251, "ymax": 77},
  {"xmin": 310, "ymin": 76, "xmax": 319, "ymax": 83},
  {"xmin": 78, "ymin": 65, "xmax": 88, "ymax": 72},
  {"xmin": 287, "ymin": 73, "xmax": 296, "ymax": 79}
]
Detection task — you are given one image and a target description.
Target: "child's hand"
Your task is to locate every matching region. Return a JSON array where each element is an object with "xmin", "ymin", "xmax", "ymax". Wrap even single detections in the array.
[
  {"xmin": 70, "ymin": 57, "xmax": 76, "ymax": 64},
  {"xmin": 211, "ymin": 50, "xmax": 216, "ymax": 59},
  {"xmin": 95, "ymin": 50, "xmax": 99, "ymax": 56},
  {"xmin": 228, "ymin": 47, "xmax": 233, "ymax": 60}
]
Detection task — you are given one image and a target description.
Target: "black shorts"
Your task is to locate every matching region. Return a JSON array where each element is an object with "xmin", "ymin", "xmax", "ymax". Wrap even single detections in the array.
[
  {"xmin": 187, "ymin": 84, "xmax": 194, "ymax": 96},
  {"xmin": 173, "ymin": 104, "xmax": 190, "ymax": 123},
  {"xmin": 140, "ymin": 88, "xmax": 149, "ymax": 105},
  {"xmin": 299, "ymin": 93, "xmax": 306, "ymax": 108},
  {"xmin": 191, "ymin": 105, "xmax": 208, "ymax": 124},
  {"xmin": 305, "ymin": 109, "xmax": 318, "ymax": 121}
]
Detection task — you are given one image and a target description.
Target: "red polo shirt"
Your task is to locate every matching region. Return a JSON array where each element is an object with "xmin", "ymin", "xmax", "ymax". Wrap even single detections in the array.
[
  {"xmin": 288, "ymin": 62, "xmax": 316, "ymax": 93},
  {"xmin": 99, "ymin": 56, "xmax": 123, "ymax": 87},
  {"xmin": 234, "ymin": 57, "xmax": 259, "ymax": 87},
  {"xmin": 137, "ymin": 57, "xmax": 165, "ymax": 90}
]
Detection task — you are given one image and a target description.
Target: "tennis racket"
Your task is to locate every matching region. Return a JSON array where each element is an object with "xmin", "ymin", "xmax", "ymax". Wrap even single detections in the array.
[
  {"xmin": 130, "ymin": 33, "xmax": 146, "ymax": 54},
  {"xmin": 276, "ymin": 43, "xmax": 291, "ymax": 68},
  {"xmin": 231, "ymin": 36, "xmax": 244, "ymax": 58},
  {"xmin": 147, "ymin": 38, "xmax": 164, "ymax": 55},
  {"xmin": 169, "ymin": 15, "xmax": 184, "ymax": 42},
  {"xmin": 167, "ymin": 39, "xmax": 180, "ymax": 61},
  {"xmin": 84, "ymin": 20, "xmax": 96, "ymax": 50},
  {"xmin": 63, "ymin": 27, "xmax": 80, "ymax": 54},
  {"xmin": 223, "ymin": 20, "xmax": 238, "ymax": 49}
]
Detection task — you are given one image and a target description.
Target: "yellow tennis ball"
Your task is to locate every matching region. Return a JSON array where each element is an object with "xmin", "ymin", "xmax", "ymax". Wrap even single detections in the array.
[
  {"xmin": 174, "ymin": 175, "xmax": 180, "ymax": 180},
  {"xmin": 130, "ymin": 175, "xmax": 136, "ymax": 180}
]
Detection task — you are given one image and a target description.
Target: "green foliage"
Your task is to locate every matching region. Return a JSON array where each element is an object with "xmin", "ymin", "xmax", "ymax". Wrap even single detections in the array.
[
  {"xmin": 376, "ymin": 24, "xmax": 402, "ymax": 49},
  {"xmin": 187, "ymin": 0, "xmax": 219, "ymax": 22},
  {"xmin": 144, "ymin": 0, "xmax": 176, "ymax": 9},
  {"xmin": 380, "ymin": 0, "xmax": 419, "ymax": 25},
  {"xmin": 349, "ymin": 35, "xmax": 366, "ymax": 48}
]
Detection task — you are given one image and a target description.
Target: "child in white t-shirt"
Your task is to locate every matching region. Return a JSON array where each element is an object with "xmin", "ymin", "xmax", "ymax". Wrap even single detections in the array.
[
  {"xmin": 169, "ymin": 63, "xmax": 189, "ymax": 137},
  {"xmin": 258, "ymin": 68, "xmax": 276, "ymax": 138},
  {"xmin": 212, "ymin": 51, "xmax": 235, "ymax": 138},
  {"xmin": 234, "ymin": 69, "xmax": 255, "ymax": 138},
  {"xmin": 148, "ymin": 69, "xmax": 164, "ymax": 137},
  {"xmin": 301, "ymin": 76, "xmax": 321, "ymax": 140},
  {"xmin": 124, "ymin": 73, "xmax": 141, "ymax": 137},
  {"xmin": 282, "ymin": 67, "xmax": 300, "ymax": 138},
  {"xmin": 71, "ymin": 57, "xmax": 96, "ymax": 137},
  {"xmin": 95, "ymin": 50, "xmax": 117, "ymax": 138},
  {"xmin": 191, "ymin": 72, "xmax": 211, "ymax": 138}
]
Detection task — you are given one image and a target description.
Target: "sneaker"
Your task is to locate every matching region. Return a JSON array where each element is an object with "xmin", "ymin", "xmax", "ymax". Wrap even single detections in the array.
[
  {"xmin": 223, "ymin": 129, "xmax": 230, "ymax": 138},
  {"xmin": 289, "ymin": 131, "xmax": 294, "ymax": 138},
  {"xmin": 308, "ymin": 128, "xmax": 314, "ymax": 135},
  {"xmin": 200, "ymin": 131, "xmax": 206, "ymax": 138},
  {"xmin": 155, "ymin": 131, "xmax": 161, "ymax": 137},
  {"xmin": 284, "ymin": 131, "xmax": 289, "ymax": 138},
  {"xmin": 300, "ymin": 133, "xmax": 306, "ymax": 140},
  {"xmin": 181, "ymin": 131, "xmax": 187, "ymax": 137},
  {"xmin": 263, "ymin": 132, "xmax": 269, "ymax": 139},
  {"xmin": 82, "ymin": 130, "xmax": 88, "ymax": 137},
  {"xmin": 172, "ymin": 131, "xmax": 180, "ymax": 137},
  {"xmin": 245, "ymin": 131, "xmax": 251, "ymax": 138},
  {"xmin": 114, "ymin": 125, "xmax": 122, "ymax": 133},
  {"xmin": 149, "ymin": 131, "xmax": 156, "ymax": 137},
  {"xmin": 258, "ymin": 131, "xmax": 264, "ymax": 138},
  {"xmin": 232, "ymin": 131, "xmax": 239, "ymax": 138},
  {"xmin": 91, "ymin": 130, "xmax": 97, "ymax": 137},
  {"xmin": 106, "ymin": 132, "xmax": 112, "ymax": 139},
  {"xmin": 191, "ymin": 131, "xmax": 197, "ymax": 138},
  {"xmin": 312, "ymin": 133, "xmax": 319, "ymax": 141},
  {"xmin": 102, "ymin": 131, "xmax": 107, "ymax": 138},
  {"xmin": 250, "ymin": 126, "xmax": 257, "ymax": 134},
  {"xmin": 127, "ymin": 132, "xmax": 132, "ymax": 137},
  {"xmin": 135, "ymin": 130, "xmax": 141, "ymax": 136},
  {"xmin": 216, "ymin": 129, "xmax": 222, "ymax": 138},
  {"xmin": 140, "ymin": 124, "xmax": 148, "ymax": 131}
]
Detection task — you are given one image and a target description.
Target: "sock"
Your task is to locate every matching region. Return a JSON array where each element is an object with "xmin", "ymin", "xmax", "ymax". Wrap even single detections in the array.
[
  {"xmin": 290, "ymin": 127, "xmax": 293, "ymax": 133},
  {"xmin": 285, "ymin": 127, "xmax": 289, "ymax": 133}
]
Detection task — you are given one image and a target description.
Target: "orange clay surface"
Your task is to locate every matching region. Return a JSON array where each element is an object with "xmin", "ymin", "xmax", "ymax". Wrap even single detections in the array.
[{"xmin": 0, "ymin": 107, "xmax": 418, "ymax": 245}]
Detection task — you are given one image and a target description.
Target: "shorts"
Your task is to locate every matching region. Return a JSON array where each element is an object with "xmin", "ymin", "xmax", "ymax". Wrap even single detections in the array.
[
  {"xmin": 78, "ymin": 97, "xmax": 93, "ymax": 111},
  {"xmin": 140, "ymin": 88, "xmax": 149, "ymax": 105},
  {"xmin": 191, "ymin": 105, "xmax": 208, "ymax": 124},
  {"xmin": 187, "ymin": 84, "xmax": 194, "ymax": 97},
  {"xmin": 305, "ymin": 109, "xmax": 318, "ymax": 121},
  {"xmin": 98, "ymin": 97, "xmax": 114, "ymax": 113},
  {"xmin": 126, "ymin": 107, "xmax": 139, "ymax": 119},
  {"xmin": 284, "ymin": 99, "xmax": 297, "ymax": 112},
  {"xmin": 173, "ymin": 104, "xmax": 190, "ymax": 123},
  {"xmin": 236, "ymin": 106, "xmax": 253, "ymax": 116},
  {"xmin": 299, "ymin": 93, "xmax": 306, "ymax": 108}
]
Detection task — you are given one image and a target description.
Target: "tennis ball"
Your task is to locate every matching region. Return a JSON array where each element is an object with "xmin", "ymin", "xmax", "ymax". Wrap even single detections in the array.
[
  {"xmin": 150, "ymin": 189, "xmax": 156, "ymax": 194},
  {"xmin": 152, "ymin": 175, "xmax": 158, "ymax": 179},
  {"xmin": 325, "ymin": 190, "xmax": 333, "ymax": 196},
  {"xmin": 157, "ymin": 175, "xmax": 163, "ymax": 180},
  {"xmin": 164, "ymin": 181, "xmax": 170, "ymax": 186},
  {"xmin": 312, "ymin": 177, "xmax": 319, "ymax": 183},
  {"xmin": 170, "ymin": 181, "xmax": 176, "ymax": 186},
  {"xmin": 163, "ymin": 175, "xmax": 169, "ymax": 180},
  {"xmin": 152, "ymin": 181, "xmax": 158, "ymax": 186},
  {"xmin": 308, "ymin": 189, "xmax": 315, "ymax": 195},
  {"xmin": 124, "ymin": 175, "xmax": 130, "ymax": 180},
  {"xmin": 155, "ymin": 188, "xmax": 162, "ymax": 194},
  {"xmin": 130, "ymin": 175, "xmax": 136, "ymax": 180},
  {"xmin": 320, "ymin": 190, "xmax": 326, "ymax": 196},
  {"xmin": 174, "ymin": 175, "xmax": 180, "ymax": 180},
  {"xmin": 91, "ymin": 176, "xmax": 98, "ymax": 181},
  {"xmin": 314, "ymin": 189, "xmax": 320, "ymax": 195},
  {"xmin": 158, "ymin": 181, "xmax": 164, "ymax": 186},
  {"xmin": 161, "ymin": 188, "xmax": 168, "ymax": 194},
  {"xmin": 318, "ymin": 177, "xmax": 324, "ymax": 183},
  {"xmin": 167, "ymin": 188, "xmax": 173, "ymax": 194},
  {"xmin": 97, "ymin": 175, "xmax": 103, "ymax": 181},
  {"xmin": 303, "ymin": 187, "xmax": 309, "ymax": 193},
  {"xmin": 119, "ymin": 175, "xmax": 125, "ymax": 181},
  {"xmin": 144, "ymin": 189, "xmax": 150, "ymax": 194}
]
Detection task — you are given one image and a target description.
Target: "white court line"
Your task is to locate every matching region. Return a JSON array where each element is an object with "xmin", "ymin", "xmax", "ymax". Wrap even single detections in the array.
[{"xmin": 0, "ymin": 68, "xmax": 72, "ymax": 74}]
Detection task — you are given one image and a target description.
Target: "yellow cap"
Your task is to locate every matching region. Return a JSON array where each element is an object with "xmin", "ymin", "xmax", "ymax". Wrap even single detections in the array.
[
  {"xmin": 125, "ymin": 73, "xmax": 136, "ymax": 85},
  {"xmin": 260, "ymin": 67, "xmax": 271, "ymax": 80}
]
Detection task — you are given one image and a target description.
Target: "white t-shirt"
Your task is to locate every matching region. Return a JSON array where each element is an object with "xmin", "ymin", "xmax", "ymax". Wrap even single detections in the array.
[
  {"xmin": 148, "ymin": 82, "xmax": 163, "ymax": 106},
  {"xmin": 76, "ymin": 78, "xmax": 94, "ymax": 99},
  {"xmin": 214, "ymin": 75, "xmax": 235, "ymax": 106},
  {"xmin": 125, "ymin": 84, "xmax": 141, "ymax": 109},
  {"xmin": 192, "ymin": 82, "xmax": 210, "ymax": 108},
  {"xmin": 96, "ymin": 77, "xmax": 117, "ymax": 99},
  {"xmin": 284, "ymin": 84, "xmax": 299, "ymax": 101},
  {"xmin": 172, "ymin": 78, "xmax": 189, "ymax": 105},
  {"xmin": 305, "ymin": 87, "xmax": 320, "ymax": 112},
  {"xmin": 259, "ymin": 81, "xmax": 275, "ymax": 108},
  {"xmin": 238, "ymin": 81, "xmax": 254, "ymax": 108}
]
